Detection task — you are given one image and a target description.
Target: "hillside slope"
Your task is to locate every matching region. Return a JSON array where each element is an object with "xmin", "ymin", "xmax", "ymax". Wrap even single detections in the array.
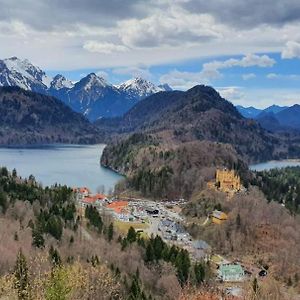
[
  {"xmin": 98, "ymin": 85, "xmax": 295, "ymax": 199},
  {"xmin": 99, "ymin": 85, "xmax": 281, "ymax": 163},
  {"xmin": 0, "ymin": 86, "xmax": 100, "ymax": 145}
]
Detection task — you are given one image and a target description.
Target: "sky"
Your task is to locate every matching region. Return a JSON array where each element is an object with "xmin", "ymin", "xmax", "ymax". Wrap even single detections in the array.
[{"xmin": 1, "ymin": 0, "xmax": 300, "ymax": 108}]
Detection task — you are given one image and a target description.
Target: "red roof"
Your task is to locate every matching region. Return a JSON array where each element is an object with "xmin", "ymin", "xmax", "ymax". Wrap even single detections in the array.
[
  {"xmin": 82, "ymin": 197, "xmax": 96, "ymax": 204},
  {"xmin": 107, "ymin": 201, "xmax": 128, "ymax": 209},
  {"xmin": 92, "ymin": 194, "xmax": 106, "ymax": 200}
]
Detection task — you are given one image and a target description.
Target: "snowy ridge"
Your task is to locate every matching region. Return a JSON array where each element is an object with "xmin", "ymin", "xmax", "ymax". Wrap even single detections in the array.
[
  {"xmin": 81, "ymin": 73, "xmax": 110, "ymax": 91},
  {"xmin": 50, "ymin": 74, "xmax": 74, "ymax": 90},
  {"xmin": 0, "ymin": 57, "xmax": 172, "ymax": 120},
  {"xmin": 117, "ymin": 77, "xmax": 166, "ymax": 99},
  {"xmin": 0, "ymin": 57, "xmax": 51, "ymax": 91}
]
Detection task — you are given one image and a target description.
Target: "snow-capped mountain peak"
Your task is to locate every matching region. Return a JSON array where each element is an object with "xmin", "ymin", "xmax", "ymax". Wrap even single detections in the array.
[
  {"xmin": 118, "ymin": 77, "xmax": 166, "ymax": 99},
  {"xmin": 0, "ymin": 57, "xmax": 51, "ymax": 91},
  {"xmin": 0, "ymin": 57, "xmax": 173, "ymax": 121},
  {"xmin": 50, "ymin": 74, "xmax": 74, "ymax": 90},
  {"xmin": 80, "ymin": 73, "xmax": 110, "ymax": 91}
]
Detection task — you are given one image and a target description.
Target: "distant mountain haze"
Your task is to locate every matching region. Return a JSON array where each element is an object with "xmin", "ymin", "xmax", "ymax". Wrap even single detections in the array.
[
  {"xmin": 236, "ymin": 104, "xmax": 288, "ymax": 119},
  {"xmin": 0, "ymin": 57, "xmax": 171, "ymax": 121},
  {"xmin": 237, "ymin": 104, "xmax": 300, "ymax": 131}
]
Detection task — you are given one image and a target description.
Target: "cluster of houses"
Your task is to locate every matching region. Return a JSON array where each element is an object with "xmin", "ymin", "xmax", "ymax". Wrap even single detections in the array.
[
  {"xmin": 74, "ymin": 187, "xmax": 162, "ymax": 222},
  {"xmin": 75, "ymin": 188, "xmax": 131, "ymax": 220},
  {"xmin": 73, "ymin": 187, "xmax": 250, "ymax": 288},
  {"xmin": 157, "ymin": 218, "xmax": 212, "ymax": 261}
]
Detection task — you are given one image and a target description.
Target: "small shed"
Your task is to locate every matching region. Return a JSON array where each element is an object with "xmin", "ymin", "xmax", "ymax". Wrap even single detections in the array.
[
  {"xmin": 211, "ymin": 210, "xmax": 228, "ymax": 224},
  {"xmin": 192, "ymin": 240, "xmax": 212, "ymax": 261}
]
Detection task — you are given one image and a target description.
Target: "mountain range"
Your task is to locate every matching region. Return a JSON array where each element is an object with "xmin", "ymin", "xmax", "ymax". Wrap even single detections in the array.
[
  {"xmin": 236, "ymin": 105, "xmax": 288, "ymax": 119},
  {"xmin": 0, "ymin": 57, "xmax": 171, "ymax": 121},
  {"xmin": 237, "ymin": 104, "xmax": 300, "ymax": 131},
  {"xmin": 99, "ymin": 85, "xmax": 286, "ymax": 163}
]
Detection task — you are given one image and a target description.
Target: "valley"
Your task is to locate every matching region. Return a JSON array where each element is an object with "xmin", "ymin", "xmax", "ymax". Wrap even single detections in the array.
[{"xmin": 0, "ymin": 57, "xmax": 300, "ymax": 300}]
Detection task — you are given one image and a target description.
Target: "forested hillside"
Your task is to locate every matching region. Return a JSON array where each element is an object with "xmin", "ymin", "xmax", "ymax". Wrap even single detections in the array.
[
  {"xmin": 100, "ymin": 85, "xmax": 300, "ymax": 199},
  {"xmin": 99, "ymin": 85, "xmax": 281, "ymax": 163},
  {"xmin": 183, "ymin": 188, "xmax": 300, "ymax": 289},
  {"xmin": 0, "ymin": 86, "xmax": 100, "ymax": 145},
  {"xmin": 253, "ymin": 166, "xmax": 300, "ymax": 214},
  {"xmin": 0, "ymin": 167, "xmax": 216, "ymax": 299}
]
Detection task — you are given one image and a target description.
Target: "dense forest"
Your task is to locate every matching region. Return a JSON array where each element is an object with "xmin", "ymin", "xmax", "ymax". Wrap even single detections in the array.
[
  {"xmin": 253, "ymin": 166, "xmax": 300, "ymax": 214},
  {"xmin": 0, "ymin": 86, "xmax": 101, "ymax": 145},
  {"xmin": 102, "ymin": 133, "xmax": 248, "ymax": 199},
  {"xmin": 0, "ymin": 167, "xmax": 218, "ymax": 299},
  {"xmin": 100, "ymin": 85, "xmax": 300, "ymax": 200}
]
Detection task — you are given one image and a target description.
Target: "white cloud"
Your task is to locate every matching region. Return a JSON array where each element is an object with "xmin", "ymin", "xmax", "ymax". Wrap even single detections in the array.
[
  {"xmin": 266, "ymin": 73, "xmax": 279, "ymax": 79},
  {"xmin": 218, "ymin": 87, "xmax": 244, "ymax": 101},
  {"xmin": 203, "ymin": 54, "xmax": 275, "ymax": 75},
  {"xmin": 112, "ymin": 65, "xmax": 152, "ymax": 79},
  {"xmin": 266, "ymin": 72, "xmax": 300, "ymax": 80},
  {"xmin": 224, "ymin": 88, "xmax": 300, "ymax": 108},
  {"xmin": 281, "ymin": 41, "xmax": 300, "ymax": 59},
  {"xmin": 0, "ymin": 0, "xmax": 296, "ymax": 71},
  {"xmin": 83, "ymin": 41, "xmax": 129, "ymax": 54},
  {"xmin": 160, "ymin": 54, "xmax": 274, "ymax": 90},
  {"xmin": 242, "ymin": 73, "xmax": 256, "ymax": 80},
  {"xmin": 95, "ymin": 70, "xmax": 109, "ymax": 80},
  {"xmin": 118, "ymin": 7, "xmax": 221, "ymax": 48},
  {"xmin": 159, "ymin": 69, "xmax": 209, "ymax": 90}
]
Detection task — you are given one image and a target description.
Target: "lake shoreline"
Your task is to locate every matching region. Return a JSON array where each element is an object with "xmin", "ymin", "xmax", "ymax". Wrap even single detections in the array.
[
  {"xmin": 0, "ymin": 144, "xmax": 123, "ymax": 193},
  {"xmin": 250, "ymin": 159, "xmax": 300, "ymax": 172}
]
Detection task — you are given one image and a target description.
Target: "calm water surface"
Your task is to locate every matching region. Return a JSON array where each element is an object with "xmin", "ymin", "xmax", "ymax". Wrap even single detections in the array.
[
  {"xmin": 0, "ymin": 144, "xmax": 123, "ymax": 192},
  {"xmin": 250, "ymin": 159, "xmax": 300, "ymax": 171}
]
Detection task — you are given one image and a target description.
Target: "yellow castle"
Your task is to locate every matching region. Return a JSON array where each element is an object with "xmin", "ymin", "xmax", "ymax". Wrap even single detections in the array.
[{"xmin": 216, "ymin": 169, "xmax": 241, "ymax": 193}]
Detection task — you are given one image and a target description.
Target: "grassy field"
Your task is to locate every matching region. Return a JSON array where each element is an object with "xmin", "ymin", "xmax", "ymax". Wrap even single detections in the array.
[{"xmin": 114, "ymin": 220, "xmax": 149, "ymax": 238}]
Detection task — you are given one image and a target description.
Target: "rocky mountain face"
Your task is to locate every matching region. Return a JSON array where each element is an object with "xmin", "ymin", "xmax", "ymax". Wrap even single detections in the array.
[
  {"xmin": 0, "ymin": 57, "xmax": 171, "ymax": 121},
  {"xmin": 0, "ymin": 86, "xmax": 100, "ymax": 145},
  {"xmin": 0, "ymin": 57, "xmax": 51, "ymax": 93}
]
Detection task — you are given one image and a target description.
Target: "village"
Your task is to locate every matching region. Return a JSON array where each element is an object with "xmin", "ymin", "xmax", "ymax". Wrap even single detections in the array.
[{"xmin": 73, "ymin": 168, "xmax": 267, "ymax": 298}]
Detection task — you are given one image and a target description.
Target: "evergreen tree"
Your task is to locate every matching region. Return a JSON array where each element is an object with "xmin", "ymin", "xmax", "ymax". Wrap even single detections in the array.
[
  {"xmin": 127, "ymin": 227, "xmax": 137, "ymax": 243},
  {"xmin": 145, "ymin": 244, "xmax": 155, "ymax": 262},
  {"xmin": 128, "ymin": 274, "xmax": 147, "ymax": 300},
  {"xmin": 175, "ymin": 249, "xmax": 191, "ymax": 286},
  {"xmin": 194, "ymin": 262, "xmax": 205, "ymax": 284},
  {"xmin": 108, "ymin": 222, "xmax": 114, "ymax": 242},
  {"xmin": 14, "ymin": 249, "xmax": 28, "ymax": 299},
  {"xmin": 46, "ymin": 215, "xmax": 63, "ymax": 240},
  {"xmin": 0, "ymin": 191, "xmax": 8, "ymax": 213},
  {"xmin": 49, "ymin": 246, "xmax": 62, "ymax": 267},
  {"xmin": 32, "ymin": 225, "xmax": 45, "ymax": 248}
]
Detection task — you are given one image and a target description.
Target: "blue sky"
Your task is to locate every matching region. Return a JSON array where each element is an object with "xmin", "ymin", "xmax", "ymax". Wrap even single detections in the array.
[
  {"xmin": 46, "ymin": 52, "xmax": 300, "ymax": 108},
  {"xmin": 2, "ymin": 0, "xmax": 300, "ymax": 108}
]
